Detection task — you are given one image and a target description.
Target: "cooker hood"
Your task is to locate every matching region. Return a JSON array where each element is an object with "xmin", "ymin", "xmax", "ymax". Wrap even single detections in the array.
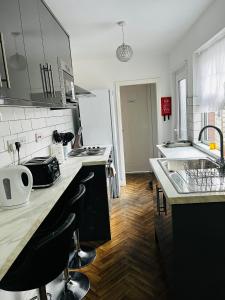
[{"xmin": 74, "ymin": 85, "xmax": 95, "ymax": 98}]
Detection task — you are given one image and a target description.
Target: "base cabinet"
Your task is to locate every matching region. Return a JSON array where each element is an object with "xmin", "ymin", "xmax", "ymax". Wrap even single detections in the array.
[
  {"xmin": 153, "ymin": 181, "xmax": 225, "ymax": 300},
  {"xmin": 75, "ymin": 164, "xmax": 111, "ymax": 242}
]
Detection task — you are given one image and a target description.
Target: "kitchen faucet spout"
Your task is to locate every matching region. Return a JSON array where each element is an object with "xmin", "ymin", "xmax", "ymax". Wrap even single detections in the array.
[{"xmin": 198, "ymin": 125, "xmax": 224, "ymax": 165}]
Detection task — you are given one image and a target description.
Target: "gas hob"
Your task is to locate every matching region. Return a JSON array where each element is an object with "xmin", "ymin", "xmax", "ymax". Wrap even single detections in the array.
[{"xmin": 69, "ymin": 146, "xmax": 106, "ymax": 157}]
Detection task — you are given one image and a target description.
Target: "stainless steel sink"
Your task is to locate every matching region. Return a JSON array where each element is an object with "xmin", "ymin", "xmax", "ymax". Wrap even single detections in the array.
[{"xmin": 158, "ymin": 157, "xmax": 225, "ymax": 194}]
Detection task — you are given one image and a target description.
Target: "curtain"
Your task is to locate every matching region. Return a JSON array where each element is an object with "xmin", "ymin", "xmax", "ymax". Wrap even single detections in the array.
[{"xmin": 196, "ymin": 36, "xmax": 225, "ymax": 112}]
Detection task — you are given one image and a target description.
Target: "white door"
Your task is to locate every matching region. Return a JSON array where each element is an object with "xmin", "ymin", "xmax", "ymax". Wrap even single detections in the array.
[{"xmin": 120, "ymin": 84, "xmax": 155, "ymax": 173}]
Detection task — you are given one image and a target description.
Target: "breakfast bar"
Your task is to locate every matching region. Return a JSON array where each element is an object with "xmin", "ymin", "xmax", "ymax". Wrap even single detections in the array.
[{"xmin": 0, "ymin": 146, "xmax": 112, "ymax": 281}]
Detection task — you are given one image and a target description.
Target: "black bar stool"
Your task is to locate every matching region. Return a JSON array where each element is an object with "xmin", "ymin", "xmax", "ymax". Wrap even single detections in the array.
[
  {"xmin": 0, "ymin": 214, "xmax": 76, "ymax": 300},
  {"xmin": 69, "ymin": 173, "xmax": 97, "ymax": 269},
  {"xmin": 36, "ymin": 183, "xmax": 91, "ymax": 299}
]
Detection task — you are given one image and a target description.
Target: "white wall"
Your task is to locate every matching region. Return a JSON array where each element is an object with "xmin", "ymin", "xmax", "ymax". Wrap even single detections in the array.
[
  {"xmin": 169, "ymin": 0, "xmax": 225, "ymax": 140},
  {"xmin": 0, "ymin": 107, "xmax": 74, "ymax": 168},
  {"xmin": 73, "ymin": 52, "xmax": 172, "ymax": 144},
  {"xmin": 170, "ymin": 0, "xmax": 225, "ymax": 93}
]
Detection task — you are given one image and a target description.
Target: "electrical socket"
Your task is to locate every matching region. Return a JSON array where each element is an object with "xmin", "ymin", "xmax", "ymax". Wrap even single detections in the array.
[
  {"xmin": 35, "ymin": 132, "xmax": 43, "ymax": 143},
  {"xmin": 7, "ymin": 136, "xmax": 27, "ymax": 152}
]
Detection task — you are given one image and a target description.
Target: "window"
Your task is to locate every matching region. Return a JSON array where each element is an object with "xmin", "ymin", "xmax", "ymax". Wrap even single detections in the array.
[
  {"xmin": 201, "ymin": 111, "xmax": 223, "ymax": 148},
  {"xmin": 178, "ymin": 79, "xmax": 187, "ymax": 140},
  {"xmin": 175, "ymin": 69, "xmax": 187, "ymax": 140},
  {"xmin": 195, "ymin": 32, "xmax": 225, "ymax": 152}
]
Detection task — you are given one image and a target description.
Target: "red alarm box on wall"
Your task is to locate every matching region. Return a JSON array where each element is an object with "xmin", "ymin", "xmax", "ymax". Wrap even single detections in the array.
[{"xmin": 161, "ymin": 97, "xmax": 172, "ymax": 121}]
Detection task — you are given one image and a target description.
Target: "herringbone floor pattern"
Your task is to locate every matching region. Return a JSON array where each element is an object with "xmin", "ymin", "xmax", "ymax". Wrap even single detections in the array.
[{"xmin": 72, "ymin": 173, "xmax": 168, "ymax": 300}]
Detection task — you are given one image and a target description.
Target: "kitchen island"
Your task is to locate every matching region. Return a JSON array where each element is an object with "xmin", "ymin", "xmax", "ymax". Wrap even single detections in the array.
[
  {"xmin": 150, "ymin": 157, "xmax": 225, "ymax": 300},
  {"xmin": 0, "ymin": 146, "xmax": 112, "ymax": 281}
]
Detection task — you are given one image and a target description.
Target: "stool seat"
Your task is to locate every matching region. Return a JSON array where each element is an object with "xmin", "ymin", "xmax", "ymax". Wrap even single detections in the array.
[
  {"xmin": 69, "ymin": 174, "xmax": 97, "ymax": 270},
  {"xmin": 0, "ymin": 214, "xmax": 75, "ymax": 298}
]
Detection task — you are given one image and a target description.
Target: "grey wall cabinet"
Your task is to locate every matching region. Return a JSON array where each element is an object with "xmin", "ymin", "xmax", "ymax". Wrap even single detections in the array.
[
  {"xmin": 38, "ymin": 0, "xmax": 73, "ymax": 106},
  {"xmin": 0, "ymin": 0, "xmax": 31, "ymax": 105},
  {"xmin": 19, "ymin": 0, "xmax": 48, "ymax": 105},
  {"xmin": 0, "ymin": 0, "xmax": 73, "ymax": 107}
]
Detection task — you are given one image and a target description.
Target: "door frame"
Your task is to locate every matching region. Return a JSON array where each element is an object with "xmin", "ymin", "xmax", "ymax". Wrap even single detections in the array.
[{"xmin": 115, "ymin": 78, "xmax": 160, "ymax": 186}]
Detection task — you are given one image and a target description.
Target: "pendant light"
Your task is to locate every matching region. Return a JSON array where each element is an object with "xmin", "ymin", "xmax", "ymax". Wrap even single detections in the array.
[{"xmin": 116, "ymin": 21, "xmax": 133, "ymax": 62}]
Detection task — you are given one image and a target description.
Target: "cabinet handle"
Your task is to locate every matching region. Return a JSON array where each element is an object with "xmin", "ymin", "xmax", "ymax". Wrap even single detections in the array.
[
  {"xmin": 41, "ymin": 64, "xmax": 50, "ymax": 97},
  {"xmin": 46, "ymin": 63, "xmax": 52, "ymax": 97},
  {"xmin": 156, "ymin": 187, "xmax": 167, "ymax": 216},
  {"xmin": 40, "ymin": 64, "xmax": 47, "ymax": 97},
  {"xmin": 0, "ymin": 32, "xmax": 11, "ymax": 88},
  {"xmin": 49, "ymin": 65, "xmax": 55, "ymax": 97},
  {"xmin": 41, "ymin": 64, "xmax": 52, "ymax": 97}
]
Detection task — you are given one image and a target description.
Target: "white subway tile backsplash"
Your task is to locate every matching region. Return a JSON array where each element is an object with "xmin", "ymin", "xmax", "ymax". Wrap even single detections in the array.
[
  {"xmin": 9, "ymin": 120, "xmax": 23, "ymax": 134},
  {"xmin": 26, "ymin": 131, "xmax": 36, "ymax": 143},
  {"xmin": 34, "ymin": 108, "xmax": 44, "ymax": 119},
  {"xmin": 0, "ymin": 122, "xmax": 10, "ymax": 137},
  {"xmin": 0, "ymin": 138, "xmax": 4, "ymax": 152},
  {"xmin": 31, "ymin": 118, "xmax": 46, "ymax": 129},
  {"xmin": 0, "ymin": 107, "xmax": 15, "ymax": 121},
  {"xmin": 13, "ymin": 107, "xmax": 25, "ymax": 120},
  {"xmin": 21, "ymin": 119, "xmax": 32, "ymax": 132},
  {"xmin": 0, "ymin": 151, "xmax": 12, "ymax": 168},
  {"xmin": 0, "ymin": 107, "xmax": 74, "ymax": 167},
  {"xmin": 25, "ymin": 108, "xmax": 35, "ymax": 119}
]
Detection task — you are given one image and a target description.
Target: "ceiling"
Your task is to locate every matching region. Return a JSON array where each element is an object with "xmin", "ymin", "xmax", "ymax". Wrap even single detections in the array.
[{"xmin": 45, "ymin": 0, "xmax": 214, "ymax": 60}]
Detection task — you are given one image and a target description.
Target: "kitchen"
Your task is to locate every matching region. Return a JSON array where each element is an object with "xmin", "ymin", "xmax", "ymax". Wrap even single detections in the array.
[{"xmin": 0, "ymin": 0, "xmax": 225, "ymax": 299}]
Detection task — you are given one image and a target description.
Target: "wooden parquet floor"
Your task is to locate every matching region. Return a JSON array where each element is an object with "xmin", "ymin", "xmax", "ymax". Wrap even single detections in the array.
[{"xmin": 71, "ymin": 173, "xmax": 169, "ymax": 300}]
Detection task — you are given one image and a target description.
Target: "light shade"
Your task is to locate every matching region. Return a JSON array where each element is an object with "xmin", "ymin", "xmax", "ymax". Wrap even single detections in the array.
[{"xmin": 116, "ymin": 43, "xmax": 133, "ymax": 62}]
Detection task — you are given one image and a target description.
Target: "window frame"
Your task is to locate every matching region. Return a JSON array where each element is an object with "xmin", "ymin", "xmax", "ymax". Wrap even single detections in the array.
[{"xmin": 175, "ymin": 66, "xmax": 188, "ymax": 140}]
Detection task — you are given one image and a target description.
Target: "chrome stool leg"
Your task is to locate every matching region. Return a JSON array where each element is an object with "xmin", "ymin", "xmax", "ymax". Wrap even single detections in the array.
[
  {"xmin": 68, "ymin": 229, "xmax": 96, "ymax": 269},
  {"xmin": 61, "ymin": 269, "xmax": 90, "ymax": 300}
]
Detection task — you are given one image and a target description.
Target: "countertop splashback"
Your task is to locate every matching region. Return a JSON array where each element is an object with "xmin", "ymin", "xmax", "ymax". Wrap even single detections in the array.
[{"xmin": 0, "ymin": 107, "xmax": 74, "ymax": 167}]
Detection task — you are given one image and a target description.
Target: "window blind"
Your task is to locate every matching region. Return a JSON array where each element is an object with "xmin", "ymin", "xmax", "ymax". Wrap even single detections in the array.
[{"xmin": 196, "ymin": 36, "xmax": 225, "ymax": 112}]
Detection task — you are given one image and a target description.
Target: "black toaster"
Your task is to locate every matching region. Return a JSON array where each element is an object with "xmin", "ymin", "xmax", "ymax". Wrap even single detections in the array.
[{"xmin": 24, "ymin": 156, "xmax": 60, "ymax": 188}]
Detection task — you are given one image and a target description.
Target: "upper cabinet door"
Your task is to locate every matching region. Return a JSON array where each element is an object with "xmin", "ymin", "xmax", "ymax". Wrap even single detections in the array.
[
  {"xmin": 38, "ymin": 0, "xmax": 62, "ymax": 100},
  {"xmin": 0, "ymin": 0, "xmax": 31, "ymax": 103},
  {"xmin": 56, "ymin": 25, "xmax": 73, "ymax": 76},
  {"xmin": 19, "ymin": 0, "xmax": 49, "ymax": 105}
]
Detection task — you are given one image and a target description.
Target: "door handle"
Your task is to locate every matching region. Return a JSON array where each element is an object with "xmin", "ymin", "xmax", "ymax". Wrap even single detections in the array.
[{"xmin": 0, "ymin": 32, "xmax": 11, "ymax": 88}]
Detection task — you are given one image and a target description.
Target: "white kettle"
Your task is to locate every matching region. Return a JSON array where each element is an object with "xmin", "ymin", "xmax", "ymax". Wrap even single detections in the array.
[{"xmin": 0, "ymin": 165, "xmax": 33, "ymax": 209}]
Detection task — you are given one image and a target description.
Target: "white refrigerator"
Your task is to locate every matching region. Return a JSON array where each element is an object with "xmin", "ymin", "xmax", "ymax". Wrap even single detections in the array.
[{"xmin": 78, "ymin": 89, "xmax": 120, "ymax": 197}]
